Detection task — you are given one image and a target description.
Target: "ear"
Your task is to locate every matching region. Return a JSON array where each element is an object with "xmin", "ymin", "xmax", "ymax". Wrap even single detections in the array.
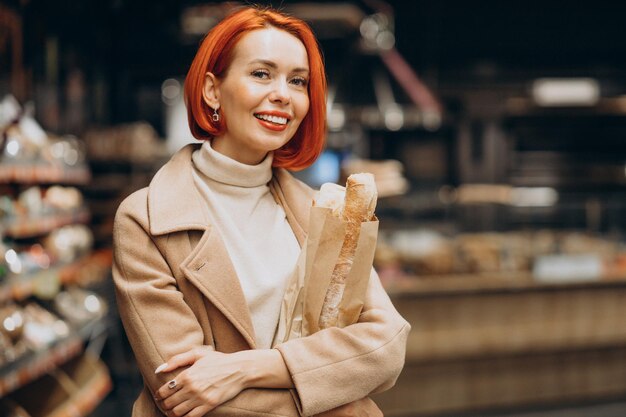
[{"xmin": 202, "ymin": 72, "xmax": 220, "ymax": 109}]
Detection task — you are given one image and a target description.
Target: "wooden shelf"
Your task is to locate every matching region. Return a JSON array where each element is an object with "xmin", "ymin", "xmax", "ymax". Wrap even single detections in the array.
[
  {"xmin": 2, "ymin": 207, "xmax": 90, "ymax": 238},
  {"xmin": 0, "ymin": 336, "xmax": 82, "ymax": 397},
  {"xmin": 385, "ymin": 272, "xmax": 626, "ymax": 298},
  {"xmin": 0, "ymin": 250, "xmax": 113, "ymax": 303},
  {"xmin": 0, "ymin": 150, "xmax": 110, "ymax": 416},
  {"xmin": 378, "ymin": 271, "xmax": 626, "ymax": 415},
  {"xmin": 56, "ymin": 365, "xmax": 112, "ymax": 417},
  {"xmin": 1, "ymin": 351, "xmax": 112, "ymax": 417},
  {"xmin": 0, "ymin": 260, "xmax": 79, "ymax": 303},
  {"xmin": 0, "ymin": 163, "xmax": 91, "ymax": 185},
  {"xmin": 0, "ymin": 317, "xmax": 106, "ymax": 397}
]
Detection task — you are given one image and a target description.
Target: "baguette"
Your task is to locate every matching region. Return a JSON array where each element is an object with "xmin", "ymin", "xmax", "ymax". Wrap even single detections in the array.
[
  {"xmin": 314, "ymin": 173, "xmax": 377, "ymax": 329},
  {"xmin": 312, "ymin": 183, "xmax": 345, "ymax": 217}
]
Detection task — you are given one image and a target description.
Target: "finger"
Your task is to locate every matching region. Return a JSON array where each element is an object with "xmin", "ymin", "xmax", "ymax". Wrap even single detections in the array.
[
  {"xmin": 160, "ymin": 387, "xmax": 192, "ymax": 411},
  {"xmin": 183, "ymin": 404, "xmax": 212, "ymax": 417},
  {"xmin": 155, "ymin": 378, "xmax": 183, "ymax": 401},
  {"xmin": 170, "ymin": 399, "xmax": 196, "ymax": 417},
  {"xmin": 155, "ymin": 350, "xmax": 198, "ymax": 374}
]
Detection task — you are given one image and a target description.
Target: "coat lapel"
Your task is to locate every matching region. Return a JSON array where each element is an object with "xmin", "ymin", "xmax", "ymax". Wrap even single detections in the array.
[
  {"xmin": 179, "ymin": 225, "xmax": 256, "ymax": 349},
  {"xmin": 147, "ymin": 145, "xmax": 314, "ymax": 351},
  {"xmin": 148, "ymin": 144, "xmax": 254, "ymax": 348}
]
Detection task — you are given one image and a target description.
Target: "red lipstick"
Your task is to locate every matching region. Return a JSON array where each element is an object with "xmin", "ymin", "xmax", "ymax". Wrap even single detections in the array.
[{"xmin": 254, "ymin": 111, "xmax": 291, "ymax": 132}]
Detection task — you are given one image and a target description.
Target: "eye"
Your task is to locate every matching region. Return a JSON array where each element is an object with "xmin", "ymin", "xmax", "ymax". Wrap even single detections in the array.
[
  {"xmin": 290, "ymin": 76, "xmax": 308, "ymax": 87},
  {"xmin": 251, "ymin": 69, "xmax": 270, "ymax": 79}
]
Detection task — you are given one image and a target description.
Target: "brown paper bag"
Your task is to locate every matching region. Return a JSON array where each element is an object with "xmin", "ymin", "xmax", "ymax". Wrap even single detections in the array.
[{"xmin": 273, "ymin": 206, "xmax": 379, "ymax": 345}]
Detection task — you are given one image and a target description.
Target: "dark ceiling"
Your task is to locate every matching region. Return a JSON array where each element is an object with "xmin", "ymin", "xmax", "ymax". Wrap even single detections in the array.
[
  {"xmin": 7, "ymin": 0, "xmax": 626, "ymax": 128},
  {"xmin": 398, "ymin": 1, "xmax": 626, "ymax": 69},
  {"xmin": 18, "ymin": 0, "xmax": 626, "ymax": 72}
]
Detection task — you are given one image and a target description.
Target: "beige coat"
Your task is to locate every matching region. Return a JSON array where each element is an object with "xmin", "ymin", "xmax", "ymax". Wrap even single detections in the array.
[{"xmin": 112, "ymin": 144, "xmax": 410, "ymax": 417}]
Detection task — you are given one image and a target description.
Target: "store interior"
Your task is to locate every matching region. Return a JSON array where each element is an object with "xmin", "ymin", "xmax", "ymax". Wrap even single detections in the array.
[{"xmin": 1, "ymin": 0, "xmax": 626, "ymax": 416}]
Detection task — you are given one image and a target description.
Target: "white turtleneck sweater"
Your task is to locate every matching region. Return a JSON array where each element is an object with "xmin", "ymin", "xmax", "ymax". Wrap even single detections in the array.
[{"xmin": 191, "ymin": 141, "xmax": 301, "ymax": 349}]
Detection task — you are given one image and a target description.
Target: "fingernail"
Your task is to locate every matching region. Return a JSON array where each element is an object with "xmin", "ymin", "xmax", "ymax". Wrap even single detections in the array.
[{"xmin": 155, "ymin": 363, "xmax": 167, "ymax": 374}]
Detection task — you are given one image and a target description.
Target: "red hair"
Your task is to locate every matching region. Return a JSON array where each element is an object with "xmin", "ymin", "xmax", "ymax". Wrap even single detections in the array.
[{"xmin": 184, "ymin": 6, "xmax": 327, "ymax": 171}]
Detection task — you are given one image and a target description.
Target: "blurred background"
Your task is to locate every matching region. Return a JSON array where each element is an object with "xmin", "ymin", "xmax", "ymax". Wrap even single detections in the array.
[{"xmin": 1, "ymin": 0, "xmax": 626, "ymax": 416}]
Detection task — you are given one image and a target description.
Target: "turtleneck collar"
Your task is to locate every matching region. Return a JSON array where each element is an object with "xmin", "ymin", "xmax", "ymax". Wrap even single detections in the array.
[{"xmin": 192, "ymin": 140, "xmax": 273, "ymax": 188}]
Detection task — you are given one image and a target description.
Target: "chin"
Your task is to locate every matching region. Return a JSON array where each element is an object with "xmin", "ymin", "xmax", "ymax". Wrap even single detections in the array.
[{"xmin": 259, "ymin": 136, "xmax": 292, "ymax": 151}]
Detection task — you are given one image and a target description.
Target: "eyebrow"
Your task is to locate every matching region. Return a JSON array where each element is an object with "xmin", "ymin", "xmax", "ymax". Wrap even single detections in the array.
[{"xmin": 249, "ymin": 59, "xmax": 309, "ymax": 74}]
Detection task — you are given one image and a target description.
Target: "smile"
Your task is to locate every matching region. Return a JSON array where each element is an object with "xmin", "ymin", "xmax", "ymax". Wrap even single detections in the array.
[{"xmin": 254, "ymin": 113, "xmax": 290, "ymax": 125}]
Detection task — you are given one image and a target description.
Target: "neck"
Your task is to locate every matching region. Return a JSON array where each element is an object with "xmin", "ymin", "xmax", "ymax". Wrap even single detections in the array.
[
  {"xmin": 211, "ymin": 136, "xmax": 268, "ymax": 165},
  {"xmin": 192, "ymin": 140, "xmax": 273, "ymax": 188}
]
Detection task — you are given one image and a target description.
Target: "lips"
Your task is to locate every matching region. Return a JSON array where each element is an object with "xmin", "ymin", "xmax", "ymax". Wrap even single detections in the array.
[
  {"xmin": 254, "ymin": 111, "xmax": 292, "ymax": 132},
  {"xmin": 255, "ymin": 114, "xmax": 288, "ymax": 125}
]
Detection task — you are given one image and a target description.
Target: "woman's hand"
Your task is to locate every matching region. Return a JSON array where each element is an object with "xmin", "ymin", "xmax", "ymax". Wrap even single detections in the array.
[
  {"xmin": 313, "ymin": 397, "xmax": 383, "ymax": 417},
  {"xmin": 153, "ymin": 346, "xmax": 294, "ymax": 417},
  {"xmin": 154, "ymin": 346, "xmax": 253, "ymax": 417}
]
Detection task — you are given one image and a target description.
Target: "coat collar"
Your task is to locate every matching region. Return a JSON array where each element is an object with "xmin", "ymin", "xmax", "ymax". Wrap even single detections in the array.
[
  {"xmin": 148, "ymin": 143, "xmax": 313, "ymax": 241},
  {"xmin": 146, "ymin": 143, "xmax": 314, "ymax": 349},
  {"xmin": 148, "ymin": 144, "xmax": 209, "ymax": 236}
]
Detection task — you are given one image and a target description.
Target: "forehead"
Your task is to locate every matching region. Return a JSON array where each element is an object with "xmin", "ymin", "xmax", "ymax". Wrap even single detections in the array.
[{"xmin": 230, "ymin": 27, "xmax": 309, "ymax": 69}]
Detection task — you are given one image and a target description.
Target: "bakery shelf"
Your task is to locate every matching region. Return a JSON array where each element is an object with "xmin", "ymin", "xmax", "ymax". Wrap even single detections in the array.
[
  {"xmin": 383, "ymin": 271, "xmax": 626, "ymax": 361},
  {"xmin": 0, "ymin": 335, "xmax": 82, "ymax": 398},
  {"xmin": 2, "ymin": 207, "xmax": 91, "ymax": 239},
  {"xmin": 0, "ymin": 163, "xmax": 91, "ymax": 185},
  {"xmin": 377, "ymin": 272, "xmax": 626, "ymax": 415},
  {"xmin": 52, "ymin": 354, "xmax": 112, "ymax": 417},
  {"xmin": 384, "ymin": 272, "xmax": 626, "ymax": 298},
  {"xmin": 0, "ymin": 317, "xmax": 107, "ymax": 397},
  {"xmin": 0, "ymin": 260, "xmax": 80, "ymax": 303},
  {"xmin": 0, "ymin": 250, "xmax": 113, "ymax": 303}
]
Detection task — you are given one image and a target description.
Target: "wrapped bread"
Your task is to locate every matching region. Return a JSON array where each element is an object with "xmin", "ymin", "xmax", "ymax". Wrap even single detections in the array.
[
  {"xmin": 313, "ymin": 183, "xmax": 345, "ymax": 217},
  {"xmin": 314, "ymin": 173, "xmax": 377, "ymax": 329}
]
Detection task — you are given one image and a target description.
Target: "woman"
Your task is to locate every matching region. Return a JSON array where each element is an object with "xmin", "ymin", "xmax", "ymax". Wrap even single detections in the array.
[{"xmin": 113, "ymin": 6, "xmax": 410, "ymax": 417}]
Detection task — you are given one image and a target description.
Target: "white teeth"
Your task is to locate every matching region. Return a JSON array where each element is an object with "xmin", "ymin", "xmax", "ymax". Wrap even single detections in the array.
[{"xmin": 255, "ymin": 114, "xmax": 288, "ymax": 125}]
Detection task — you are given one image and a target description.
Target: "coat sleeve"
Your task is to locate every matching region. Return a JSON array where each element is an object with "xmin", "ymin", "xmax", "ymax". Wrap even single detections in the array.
[
  {"xmin": 274, "ymin": 268, "xmax": 411, "ymax": 416},
  {"xmin": 113, "ymin": 190, "xmax": 299, "ymax": 417}
]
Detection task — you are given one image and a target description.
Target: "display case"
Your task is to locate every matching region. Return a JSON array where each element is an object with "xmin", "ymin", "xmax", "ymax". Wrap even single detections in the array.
[
  {"xmin": 373, "ymin": 91, "xmax": 626, "ymax": 415},
  {"xmin": 0, "ymin": 101, "xmax": 112, "ymax": 416}
]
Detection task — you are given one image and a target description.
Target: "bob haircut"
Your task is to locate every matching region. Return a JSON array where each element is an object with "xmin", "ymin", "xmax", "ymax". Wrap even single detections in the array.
[{"xmin": 184, "ymin": 7, "xmax": 327, "ymax": 171}]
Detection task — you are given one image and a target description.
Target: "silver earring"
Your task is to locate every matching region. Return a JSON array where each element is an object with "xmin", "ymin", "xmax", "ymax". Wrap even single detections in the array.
[{"xmin": 212, "ymin": 108, "xmax": 220, "ymax": 122}]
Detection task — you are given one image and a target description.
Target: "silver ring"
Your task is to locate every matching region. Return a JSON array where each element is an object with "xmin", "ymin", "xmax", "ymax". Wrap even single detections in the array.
[{"xmin": 168, "ymin": 379, "xmax": 177, "ymax": 389}]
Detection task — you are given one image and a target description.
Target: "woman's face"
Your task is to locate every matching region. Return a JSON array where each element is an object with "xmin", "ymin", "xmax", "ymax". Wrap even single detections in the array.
[{"xmin": 210, "ymin": 27, "xmax": 310, "ymax": 165}]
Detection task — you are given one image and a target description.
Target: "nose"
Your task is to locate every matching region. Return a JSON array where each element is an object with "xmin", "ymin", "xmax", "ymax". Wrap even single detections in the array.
[{"xmin": 269, "ymin": 78, "xmax": 291, "ymax": 105}]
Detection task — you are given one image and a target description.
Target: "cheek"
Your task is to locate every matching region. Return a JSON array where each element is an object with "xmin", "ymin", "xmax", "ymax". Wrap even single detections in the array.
[
  {"xmin": 234, "ymin": 84, "xmax": 255, "ymax": 100},
  {"xmin": 297, "ymin": 95, "xmax": 310, "ymax": 120},
  {"xmin": 222, "ymin": 84, "xmax": 260, "ymax": 115}
]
